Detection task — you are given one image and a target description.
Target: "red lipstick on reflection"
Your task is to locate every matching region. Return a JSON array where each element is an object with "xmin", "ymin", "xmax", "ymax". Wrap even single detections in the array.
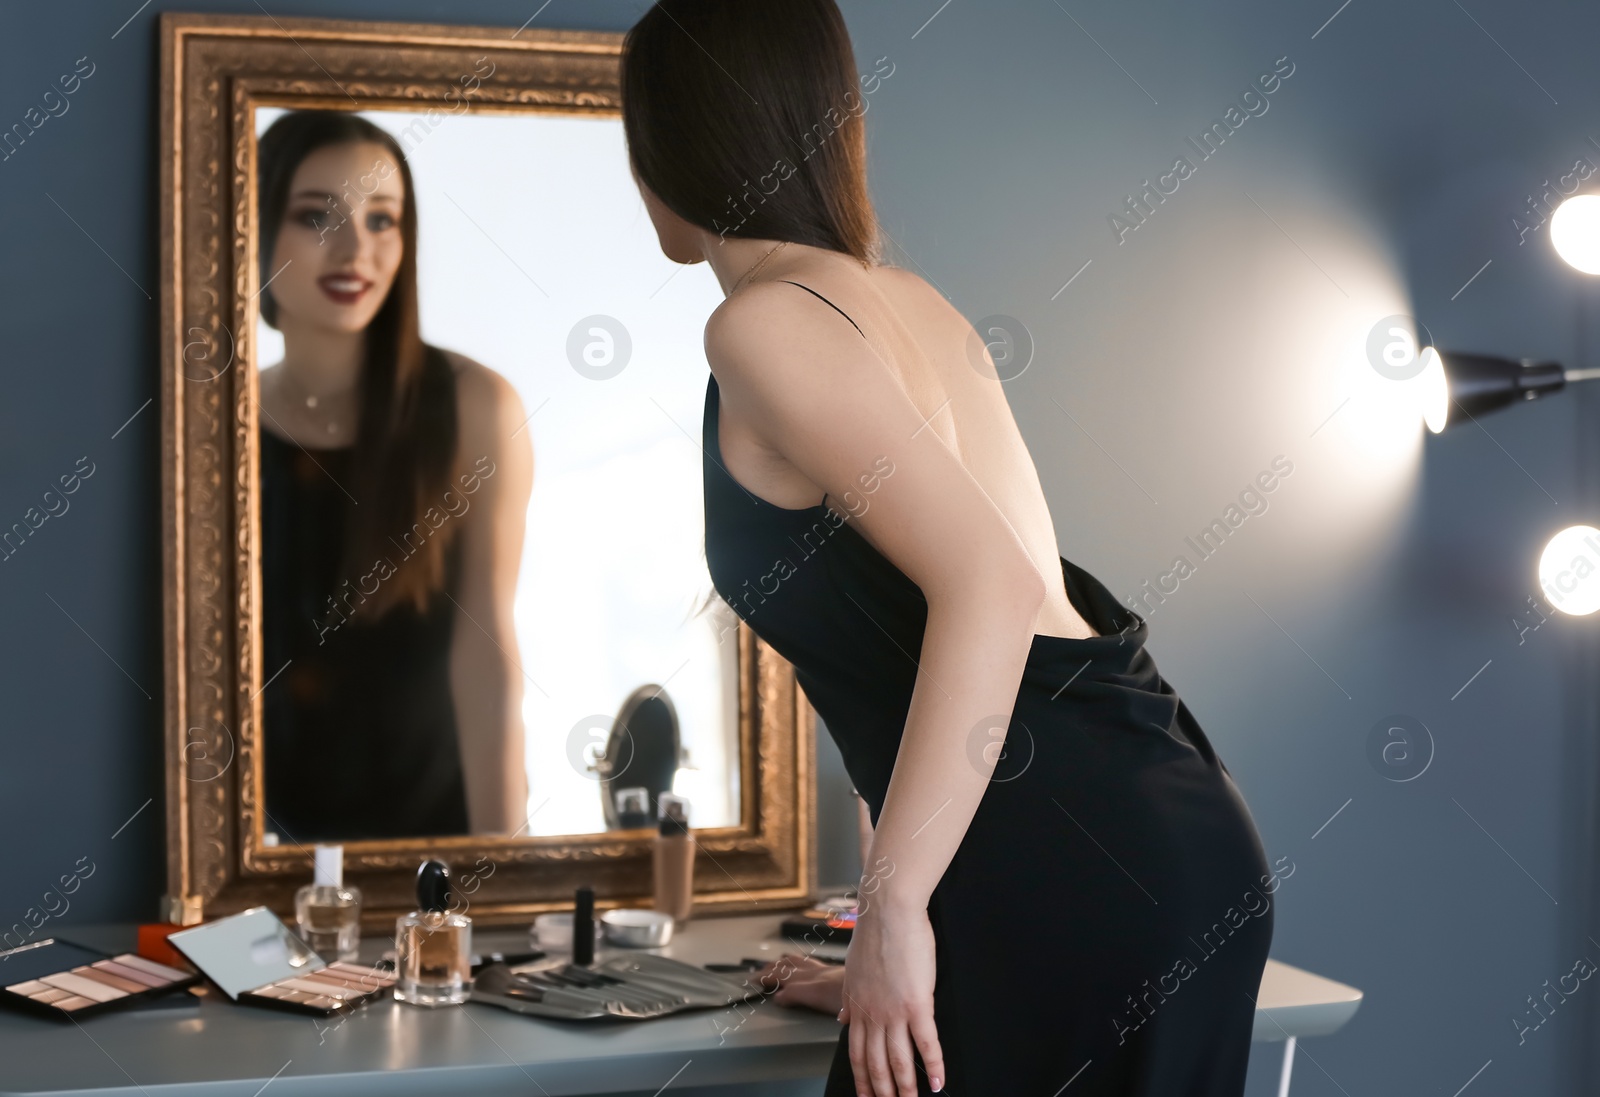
[{"xmin": 318, "ymin": 272, "xmax": 373, "ymax": 306}]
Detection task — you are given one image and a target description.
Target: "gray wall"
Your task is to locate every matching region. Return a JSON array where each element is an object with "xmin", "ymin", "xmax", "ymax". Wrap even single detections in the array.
[{"xmin": 3, "ymin": 1, "xmax": 1599, "ymax": 1095}]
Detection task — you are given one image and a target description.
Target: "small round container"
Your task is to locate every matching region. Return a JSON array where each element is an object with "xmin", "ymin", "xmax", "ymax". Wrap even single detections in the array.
[
  {"xmin": 531, "ymin": 912, "xmax": 601, "ymax": 951},
  {"xmin": 600, "ymin": 908, "xmax": 675, "ymax": 948}
]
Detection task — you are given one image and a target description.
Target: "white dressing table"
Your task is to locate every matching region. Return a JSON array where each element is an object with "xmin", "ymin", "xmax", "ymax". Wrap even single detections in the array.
[{"xmin": 0, "ymin": 915, "xmax": 1359, "ymax": 1096}]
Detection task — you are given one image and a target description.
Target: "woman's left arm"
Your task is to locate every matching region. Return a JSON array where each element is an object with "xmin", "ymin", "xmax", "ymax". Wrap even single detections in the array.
[
  {"xmin": 706, "ymin": 284, "xmax": 1047, "ymax": 1097},
  {"xmin": 449, "ymin": 361, "xmax": 534, "ymax": 836}
]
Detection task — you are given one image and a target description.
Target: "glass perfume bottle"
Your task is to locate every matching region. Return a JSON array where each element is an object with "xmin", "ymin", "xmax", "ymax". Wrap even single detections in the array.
[
  {"xmin": 295, "ymin": 844, "xmax": 362, "ymax": 962},
  {"xmin": 394, "ymin": 860, "xmax": 471, "ymax": 1007}
]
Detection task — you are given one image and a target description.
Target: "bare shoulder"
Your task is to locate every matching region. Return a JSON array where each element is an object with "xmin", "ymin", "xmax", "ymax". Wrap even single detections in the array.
[
  {"xmin": 704, "ymin": 262, "xmax": 934, "ymax": 353},
  {"xmin": 871, "ymin": 262, "xmax": 932, "ymax": 296},
  {"xmin": 442, "ymin": 348, "xmax": 527, "ymax": 440},
  {"xmin": 439, "ymin": 350, "xmax": 532, "ymax": 503},
  {"xmin": 704, "ymin": 278, "xmax": 798, "ymax": 351},
  {"xmin": 871, "ymin": 263, "xmax": 971, "ymax": 331},
  {"xmin": 704, "ymin": 278, "xmax": 889, "ymax": 423}
]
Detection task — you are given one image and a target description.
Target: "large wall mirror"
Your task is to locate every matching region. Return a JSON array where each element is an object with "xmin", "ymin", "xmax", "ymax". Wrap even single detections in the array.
[{"xmin": 158, "ymin": 12, "xmax": 815, "ymax": 926}]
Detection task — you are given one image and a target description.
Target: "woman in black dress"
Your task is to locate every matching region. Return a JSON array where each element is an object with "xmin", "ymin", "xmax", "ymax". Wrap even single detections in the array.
[
  {"xmin": 255, "ymin": 111, "xmax": 533, "ymax": 841},
  {"xmin": 622, "ymin": 4, "xmax": 1276, "ymax": 1095}
]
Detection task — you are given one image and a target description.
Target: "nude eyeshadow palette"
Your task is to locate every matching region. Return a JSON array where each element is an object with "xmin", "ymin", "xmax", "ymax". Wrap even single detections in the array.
[
  {"xmin": 227, "ymin": 960, "xmax": 396, "ymax": 1014},
  {"xmin": 0, "ymin": 939, "xmax": 198, "ymax": 1018},
  {"xmin": 169, "ymin": 906, "xmax": 394, "ymax": 1016}
]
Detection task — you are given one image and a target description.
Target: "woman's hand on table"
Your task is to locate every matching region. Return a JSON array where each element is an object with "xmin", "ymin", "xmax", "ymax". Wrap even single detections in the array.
[{"xmin": 749, "ymin": 953, "xmax": 846, "ymax": 1016}]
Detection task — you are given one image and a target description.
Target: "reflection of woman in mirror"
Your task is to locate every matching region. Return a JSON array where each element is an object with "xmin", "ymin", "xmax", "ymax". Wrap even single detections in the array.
[
  {"xmin": 624, "ymin": 3, "xmax": 1273, "ymax": 1096},
  {"xmin": 255, "ymin": 110, "xmax": 532, "ymax": 842}
]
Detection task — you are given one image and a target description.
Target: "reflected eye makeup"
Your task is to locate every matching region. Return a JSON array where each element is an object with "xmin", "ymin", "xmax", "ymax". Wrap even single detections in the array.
[{"xmin": 1, "ymin": 940, "xmax": 198, "ymax": 1019}]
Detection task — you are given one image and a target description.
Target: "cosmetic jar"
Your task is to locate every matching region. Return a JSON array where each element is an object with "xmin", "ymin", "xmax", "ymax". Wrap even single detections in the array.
[
  {"xmin": 531, "ymin": 912, "xmax": 601, "ymax": 952},
  {"xmin": 600, "ymin": 909, "xmax": 675, "ymax": 948}
]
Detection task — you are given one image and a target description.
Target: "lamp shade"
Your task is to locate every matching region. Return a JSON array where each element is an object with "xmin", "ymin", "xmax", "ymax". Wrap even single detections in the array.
[{"xmin": 1422, "ymin": 350, "xmax": 1566, "ymax": 433}]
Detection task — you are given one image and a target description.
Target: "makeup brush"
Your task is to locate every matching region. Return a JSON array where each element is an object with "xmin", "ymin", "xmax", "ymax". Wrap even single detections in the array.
[{"xmin": 573, "ymin": 886, "xmax": 595, "ymax": 967}]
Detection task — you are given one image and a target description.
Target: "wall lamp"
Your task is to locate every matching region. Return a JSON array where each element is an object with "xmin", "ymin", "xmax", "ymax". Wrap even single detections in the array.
[
  {"xmin": 1418, "ymin": 192, "xmax": 1600, "ymax": 433},
  {"xmin": 1418, "ymin": 194, "xmax": 1600, "ymax": 615},
  {"xmin": 1415, "ymin": 348, "xmax": 1598, "ymax": 435}
]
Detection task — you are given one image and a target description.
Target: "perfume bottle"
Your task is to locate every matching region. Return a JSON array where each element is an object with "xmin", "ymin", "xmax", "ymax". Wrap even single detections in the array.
[
  {"xmin": 394, "ymin": 860, "xmax": 471, "ymax": 1007},
  {"xmin": 295, "ymin": 844, "xmax": 362, "ymax": 962}
]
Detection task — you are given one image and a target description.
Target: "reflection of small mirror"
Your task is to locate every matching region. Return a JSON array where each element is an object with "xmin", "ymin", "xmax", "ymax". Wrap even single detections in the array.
[{"xmin": 599, "ymin": 685, "xmax": 681, "ymax": 830}]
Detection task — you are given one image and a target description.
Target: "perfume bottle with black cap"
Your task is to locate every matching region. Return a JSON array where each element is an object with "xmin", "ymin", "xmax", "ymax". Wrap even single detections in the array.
[{"xmin": 394, "ymin": 860, "xmax": 471, "ymax": 1006}]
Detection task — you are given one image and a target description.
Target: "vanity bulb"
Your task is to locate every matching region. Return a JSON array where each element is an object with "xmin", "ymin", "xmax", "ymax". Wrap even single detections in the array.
[
  {"xmin": 1551, "ymin": 195, "xmax": 1600, "ymax": 275},
  {"xmin": 1539, "ymin": 525, "xmax": 1600, "ymax": 616},
  {"xmin": 1417, "ymin": 347, "xmax": 1450, "ymax": 434}
]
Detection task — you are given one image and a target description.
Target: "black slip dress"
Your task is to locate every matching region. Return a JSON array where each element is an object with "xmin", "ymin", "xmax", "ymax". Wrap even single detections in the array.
[
  {"xmin": 259, "ymin": 429, "xmax": 470, "ymax": 843},
  {"xmin": 702, "ymin": 281, "xmax": 1275, "ymax": 1097}
]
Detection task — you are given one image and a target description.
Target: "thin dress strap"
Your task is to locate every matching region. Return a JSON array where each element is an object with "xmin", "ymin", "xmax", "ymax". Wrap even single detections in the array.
[
  {"xmin": 774, "ymin": 280, "xmax": 869, "ymax": 514},
  {"xmin": 777, "ymin": 280, "xmax": 867, "ymax": 340}
]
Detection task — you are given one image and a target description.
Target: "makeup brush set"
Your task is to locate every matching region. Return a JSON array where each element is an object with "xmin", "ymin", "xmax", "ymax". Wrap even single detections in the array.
[
  {"xmin": 471, "ymin": 952, "xmax": 766, "ymax": 1020},
  {"xmin": 471, "ymin": 887, "xmax": 765, "ymax": 1020}
]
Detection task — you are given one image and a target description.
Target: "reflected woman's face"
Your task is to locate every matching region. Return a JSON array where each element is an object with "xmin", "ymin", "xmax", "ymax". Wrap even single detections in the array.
[{"xmin": 268, "ymin": 140, "xmax": 406, "ymax": 335}]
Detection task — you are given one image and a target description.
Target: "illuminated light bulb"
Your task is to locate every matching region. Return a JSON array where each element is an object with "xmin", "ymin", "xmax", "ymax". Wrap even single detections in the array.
[
  {"xmin": 1538, "ymin": 525, "xmax": 1600, "ymax": 616},
  {"xmin": 1551, "ymin": 194, "xmax": 1600, "ymax": 275},
  {"xmin": 1417, "ymin": 346, "xmax": 1450, "ymax": 433}
]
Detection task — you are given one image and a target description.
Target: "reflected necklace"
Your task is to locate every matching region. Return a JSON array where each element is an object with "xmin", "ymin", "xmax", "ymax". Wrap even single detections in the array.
[
  {"xmin": 730, "ymin": 240, "xmax": 790, "ymax": 294},
  {"xmin": 278, "ymin": 369, "xmax": 356, "ymax": 437}
]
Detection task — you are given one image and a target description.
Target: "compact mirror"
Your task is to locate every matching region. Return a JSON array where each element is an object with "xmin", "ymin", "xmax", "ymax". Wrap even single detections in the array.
[{"xmin": 170, "ymin": 907, "xmax": 323, "ymax": 999}]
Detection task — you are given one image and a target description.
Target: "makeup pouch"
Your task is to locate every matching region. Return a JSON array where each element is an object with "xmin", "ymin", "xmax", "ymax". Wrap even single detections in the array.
[{"xmin": 472, "ymin": 952, "xmax": 766, "ymax": 1020}]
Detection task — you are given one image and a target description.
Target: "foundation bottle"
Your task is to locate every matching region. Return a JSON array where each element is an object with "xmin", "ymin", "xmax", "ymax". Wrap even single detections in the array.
[
  {"xmin": 394, "ymin": 860, "xmax": 471, "ymax": 1006},
  {"xmin": 653, "ymin": 793, "xmax": 695, "ymax": 923}
]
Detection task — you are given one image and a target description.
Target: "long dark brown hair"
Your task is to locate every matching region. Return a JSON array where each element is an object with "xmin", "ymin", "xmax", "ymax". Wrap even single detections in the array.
[
  {"xmin": 257, "ymin": 110, "xmax": 459, "ymax": 619},
  {"xmin": 621, "ymin": 0, "xmax": 880, "ymax": 263}
]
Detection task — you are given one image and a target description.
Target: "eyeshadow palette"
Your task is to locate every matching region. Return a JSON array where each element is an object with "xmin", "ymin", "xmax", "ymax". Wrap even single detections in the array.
[
  {"xmin": 237, "ymin": 960, "xmax": 396, "ymax": 1013},
  {"xmin": 169, "ymin": 906, "xmax": 393, "ymax": 1016},
  {"xmin": 0, "ymin": 939, "xmax": 198, "ymax": 1019}
]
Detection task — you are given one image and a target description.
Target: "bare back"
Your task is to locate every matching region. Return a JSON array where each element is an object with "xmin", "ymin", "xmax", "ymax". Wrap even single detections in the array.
[{"xmin": 713, "ymin": 260, "xmax": 1097, "ymax": 641}]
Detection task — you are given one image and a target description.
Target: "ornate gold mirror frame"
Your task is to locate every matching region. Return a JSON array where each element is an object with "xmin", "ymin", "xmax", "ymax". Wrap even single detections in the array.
[{"xmin": 157, "ymin": 11, "xmax": 815, "ymax": 927}]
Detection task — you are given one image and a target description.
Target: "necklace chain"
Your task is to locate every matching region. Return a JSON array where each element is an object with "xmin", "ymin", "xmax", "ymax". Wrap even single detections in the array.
[
  {"xmin": 276, "ymin": 368, "xmax": 355, "ymax": 436},
  {"xmin": 731, "ymin": 240, "xmax": 789, "ymax": 294},
  {"xmin": 729, "ymin": 240, "xmax": 874, "ymax": 296}
]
